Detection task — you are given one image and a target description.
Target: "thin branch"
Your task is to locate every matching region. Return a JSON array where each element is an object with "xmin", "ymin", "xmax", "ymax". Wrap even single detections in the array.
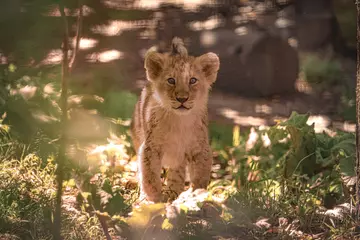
[
  {"xmin": 69, "ymin": 0, "xmax": 83, "ymax": 73},
  {"xmin": 54, "ymin": 2, "xmax": 112, "ymax": 239},
  {"xmin": 53, "ymin": 1, "xmax": 70, "ymax": 240}
]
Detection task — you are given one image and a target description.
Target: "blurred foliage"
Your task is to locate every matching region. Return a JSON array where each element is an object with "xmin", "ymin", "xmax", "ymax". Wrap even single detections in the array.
[
  {"xmin": 300, "ymin": 53, "xmax": 355, "ymax": 122},
  {"xmin": 100, "ymin": 91, "xmax": 138, "ymax": 120},
  {"xmin": 301, "ymin": 54, "xmax": 344, "ymax": 89},
  {"xmin": 333, "ymin": 0, "xmax": 357, "ymax": 48},
  {"xmin": 0, "ymin": 65, "xmax": 62, "ymax": 144},
  {"xmin": 0, "ymin": 0, "xmax": 113, "ymax": 65},
  {"xmin": 209, "ymin": 122, "xmax": 234, "ymax": 150}
]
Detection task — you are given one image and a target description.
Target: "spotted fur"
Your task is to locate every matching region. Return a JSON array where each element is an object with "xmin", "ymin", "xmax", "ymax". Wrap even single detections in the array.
[{"xmin": 130, "ymin": 37, "xmax": 220, "ymax": 202}]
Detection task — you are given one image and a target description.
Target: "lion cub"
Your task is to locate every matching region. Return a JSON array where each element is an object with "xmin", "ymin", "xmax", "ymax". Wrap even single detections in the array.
[{"xmin": 130, "ymin": 37, "xmax": 220, "ymax": 202}]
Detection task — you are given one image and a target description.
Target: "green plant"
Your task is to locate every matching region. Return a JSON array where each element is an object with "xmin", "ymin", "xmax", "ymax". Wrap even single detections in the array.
[
  {"xmin": 0, "ymin": 154, "xmax": 56, "ymax": 239},
  {"xmin": 224, "ymin": 112, "xmax": 355, "ymax": 211},
  {"xmin": 301, "ymin": 54, "xmax": 344, "ymax": 89},
  {"xmin": 300, "ymin": 54, "xmax": 355, "ymax": 122},
  {"xmin": 100, "ymin": 91, "xmax": 138, "ymax": 120}
]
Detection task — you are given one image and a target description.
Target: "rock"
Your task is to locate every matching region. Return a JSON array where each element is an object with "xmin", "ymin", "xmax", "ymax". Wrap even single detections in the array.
[
  {"xmin": 243, "ymin": 33, "xmax": 299, "ymax": 96},
  {"xmin": 193, "ymin": 28, "xmax": 299, "ymax": 97}
]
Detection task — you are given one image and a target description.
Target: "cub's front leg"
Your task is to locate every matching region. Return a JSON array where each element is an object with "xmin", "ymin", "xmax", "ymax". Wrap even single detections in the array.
[
  {"xmin": 189, "ymin": 146, "xmax": 212, "ymax": 190},
  {"xmin": 164, "ymin": 166, "xmax": 186, "ymax": 201},
  {"xmin": 138, "ymin": 143, "xmax": 162, "ymax": 202}
]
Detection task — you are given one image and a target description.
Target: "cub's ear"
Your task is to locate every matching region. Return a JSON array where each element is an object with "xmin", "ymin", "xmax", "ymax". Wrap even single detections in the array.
[
  {"xmin": 195, "ymin": 52, "xmax": 220, "ymax": 84},
  {"xmin": 144, "ymin": 51, "xmax": 165, "ymax": 81}
]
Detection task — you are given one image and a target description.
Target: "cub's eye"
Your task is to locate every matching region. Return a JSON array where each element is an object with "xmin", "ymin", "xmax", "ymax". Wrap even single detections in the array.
[
  {"xmin": 167, "ymin": 78, "xmax": 176, "ymax": 85},
  {"xmin": 189, "ymin": 77, "xmax": 198, "ymax": 84}
]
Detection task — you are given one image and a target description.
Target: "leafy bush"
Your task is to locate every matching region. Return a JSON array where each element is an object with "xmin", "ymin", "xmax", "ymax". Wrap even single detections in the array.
[
  {"xmin": 218, "ymin": 112, "xmax": 355, "ymax": 216},
  {"xmin": 100, "ymin": 90, "xmax": 138, "ymax": 120},
  {"xmin": 301, "ymin": 54, "xmax": 344, "ymax": 89},
  {"xmin": 0, "ymin": 65, "xmax": 62, "ymax": 159},
  {"xmin": 300, "ymin": 53, "xmax": 355, "ymax": 123}
]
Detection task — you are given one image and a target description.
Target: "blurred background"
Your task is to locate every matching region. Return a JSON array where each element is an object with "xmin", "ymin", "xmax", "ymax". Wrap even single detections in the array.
[{"xmin": 0, "ymin": 0, "xmax": 356, "ymax": 135}]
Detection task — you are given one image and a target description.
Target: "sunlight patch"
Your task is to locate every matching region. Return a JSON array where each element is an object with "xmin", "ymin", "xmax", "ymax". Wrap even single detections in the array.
[
  {"xmin": 189, "ymin": 16, "xmax": 224, "ymax": 31},
  {"xmin": 127, "ymin": 0, "xmax": 209, "ymax": 10},
  {"xmin": 234, "ymin": 26, "xmax": 248, "ymax": 36},
  {"xmin": 43, "ymin": 83, "xmax": 55, "ymax": 96},
  {"xmin": 32, "ymin": 111, "xmax": 58, "ymax": 123},
  {"xmin": 333, "ymin": 121, "xmax": 356, "ymax": 133},
  {"xmin": 306, "ymin": 115, "xmax": 330, "ymax": 133},
  {"xmin": 86, "ymin": 50, "xmax": 124, "ymax": 63},
  {"xmin": 219, "ymin": 108, "xmax": 239, "ymax": 120},
  {"xmin": 42, "ymin": 49, "xmax": 72, "ymax": 65},
  {"xmin": 0, "ymin": 53, "xmax": 7, "ymax": 64},
  {"xmin": 67, "ymin": 109, "xmax": 109, "ymax": 141},
  {"xmin": 234, "ymin": 116, "xmax": 266, "ymax": 126},
  {"xmin": 45, "ymin": 5, "xmax": 93, "ymax": 17},
  {"xmin": 88, "ymin": 142, "xmax": 130, "ymax": 167},
  {"xmin": 10, "ymin": 85, "xmax": 37, "ymax": 100},
  {"xmin": 255, "ymin": 104, "xmax": 272, "ymax": 114},
  {"xmin": 200, "ymin": 31, "xmax": 217, "ymax": 47},
  {"xmin": 218, "ymin": 108, "xmax": 267, "ymax": 126},
  {"xmin": 91, "ymin": 20, "xmax": 145, "ymax": 36},
  {"xmin": 71, "ymin": 38, "xmax": 98, "ymax": 50}
]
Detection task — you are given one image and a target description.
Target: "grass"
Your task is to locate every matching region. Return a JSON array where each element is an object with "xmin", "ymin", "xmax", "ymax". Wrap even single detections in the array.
[{"xmin": 0, "ymin": 155, "xmax": 55, "ymax": 239}]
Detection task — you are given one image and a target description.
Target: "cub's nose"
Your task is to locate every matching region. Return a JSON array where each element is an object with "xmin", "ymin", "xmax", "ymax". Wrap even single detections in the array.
[{"xmin": 176, "ymin": 97, "xmax": 188, "ymax": 103}]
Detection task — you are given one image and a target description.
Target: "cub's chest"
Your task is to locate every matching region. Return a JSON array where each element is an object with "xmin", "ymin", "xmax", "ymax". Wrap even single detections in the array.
[
  {"xmin": 149, "ymin": 114, "xmax": 199, "ymax": 146},
  {"xmin": 147, "ymin": 114, "xmax": 205, "ymax": 167},
  {"xmin": 156, "ymin": 120, "xmax": 197, "ymax": 167}
]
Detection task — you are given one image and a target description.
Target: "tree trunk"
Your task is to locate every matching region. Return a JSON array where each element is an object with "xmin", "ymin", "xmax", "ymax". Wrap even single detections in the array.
[{"xmin": 355, "ymin": 0, "xmax": 360, "ymax": 218}]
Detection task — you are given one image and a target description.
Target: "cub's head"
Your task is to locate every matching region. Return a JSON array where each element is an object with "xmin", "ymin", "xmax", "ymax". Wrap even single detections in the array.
[{"xmin": 144, "ymin": 37, "xmax": 220, "ymax": 114}]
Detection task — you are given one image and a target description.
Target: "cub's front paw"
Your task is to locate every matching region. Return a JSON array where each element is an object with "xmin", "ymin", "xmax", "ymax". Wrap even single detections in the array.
[
  {"xmin": 140, "ymin": 187, "xmax": 162, "ymax": 203},
  {"xmin": 161, "ymin": 189, "xmax": 182, "ymax": 203}
]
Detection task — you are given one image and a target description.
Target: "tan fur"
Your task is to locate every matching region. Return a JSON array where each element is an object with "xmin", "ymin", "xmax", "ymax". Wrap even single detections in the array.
[{"xmin": 130, "ymin": 37, "xmax": 220, "ymax": 202}]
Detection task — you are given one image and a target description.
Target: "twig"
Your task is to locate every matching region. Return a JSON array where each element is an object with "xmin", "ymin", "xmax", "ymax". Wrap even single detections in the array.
[
  {"xmin": 53, "ymin": 2, "xmax": 70, "ymax": 240},
  {"xmin": 69, "ymin": 0, "xmax": 83, "ymax": 73}
]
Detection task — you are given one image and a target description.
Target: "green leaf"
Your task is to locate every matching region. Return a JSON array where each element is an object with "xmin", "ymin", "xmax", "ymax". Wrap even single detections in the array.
[
  {"xmin": 81, "ymin": 192, "xmax": 91, "ymax": 200},
  {"xmin": 162, "ymin": 218, "xmax": 174, "ymax": 230},
  {"xmin": 221, "ymin": 210, "xmax": 234, "ymax": 222},
  {"xmin": 127, "ymin": 203, "xmax": 166, "ymax": 228},
  {"xmin": 331, "ymin": 138, "xmax": 355, "ymax": 156},
  {"xmin": 102, "ymin": 178, "xmax": 112, "ymax": 194},
  {"xmin": 179, "ymin": 204, "xmax": 188, "ymax": 214},
  {"xmin": 280, "ymin": 111, "xmax": 310, "ymax": 128},
  {"xmin": 104, "ymin": 193, "xmax": 126, "ymax": 215},
  {"xmin": 267, "ymin": 126, "xmax": 288, "ymax": 143},
  {"xmin": 339, "ymin": 156, "xmax": 355, "ymax": 176},
  {"xmin": 8, "ymin": 64, "xmax": 17, "ymax": 73},
  {"xmin": 63, "ymin": 178, "xmax": 76, "ymax": 187}
]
